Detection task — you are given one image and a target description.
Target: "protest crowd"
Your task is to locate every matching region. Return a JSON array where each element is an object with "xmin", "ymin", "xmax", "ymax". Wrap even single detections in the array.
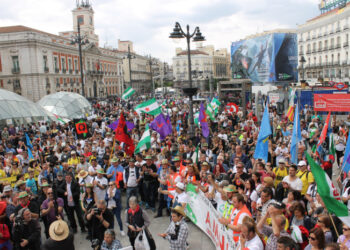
[{"xmin": 0, "ymin": 92, "xmax": 350, "ymax": 250}]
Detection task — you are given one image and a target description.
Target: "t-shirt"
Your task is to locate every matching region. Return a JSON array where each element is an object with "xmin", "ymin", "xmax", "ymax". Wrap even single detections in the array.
[
  {"xmin": 93, "ymin": 176, "xmax": 108, "ymax": 201},
  {"xmin": 41, "ymin": 198, "xmax": 64, "ymax": 224},
  {"xmin": 169, "ymin": 191, "xmax": 189, "ymax": 207},
  {"xmin": 15, "ymin": 200, "xmax": 40, "ymax": 216},
  {"xmin": 273, "ymin": 167, "xmax": 288, "ymax": 188},
  {"xmin": 237, "ymin": 234, "xmax": 264, "ymax": 250},
  {"xmin": 282, "ymin": 176, "xmax": 303, "ymax": 192},
  {"xmin": 296, "ymin": 170, "xmax": 314, "ymax": 195},
  {"xmin": 142, "ymin": 164, "xmax": 158, "ymax": 182},
  {"xmin": 26, "ymin": 178, "xmax": 37, "ymax": 195}
]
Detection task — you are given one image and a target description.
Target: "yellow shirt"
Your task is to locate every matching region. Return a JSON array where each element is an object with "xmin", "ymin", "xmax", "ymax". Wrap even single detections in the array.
[
  {"xmin": 0, "ymin": 169, "xmax": 6, "ymax": 178},
  {"xmin": 68, "ymin": 157, "xmax": 79, "ymax": 166},
  {"xmin": 296, "ymin": 170, "xmax": 314, "ymax": 195},
  {"xmin": 273, "ymin": 167, "xmax": 288, "ymax": 188}
]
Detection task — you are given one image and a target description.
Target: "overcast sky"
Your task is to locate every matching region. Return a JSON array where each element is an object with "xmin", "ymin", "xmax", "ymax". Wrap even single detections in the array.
[{"xmin": 0, "ymin": 0, "xmax": 320, "ymax": 63}]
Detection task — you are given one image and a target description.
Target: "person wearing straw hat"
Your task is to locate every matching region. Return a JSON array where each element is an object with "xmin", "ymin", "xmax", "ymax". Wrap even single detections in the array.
[
  {"xmin": 158, "ymin": 205, "xmax": 189, "ymax": 250},
  {"xmin": 42, "ymin": 219, "xmax": 74, "ymax": 250}
]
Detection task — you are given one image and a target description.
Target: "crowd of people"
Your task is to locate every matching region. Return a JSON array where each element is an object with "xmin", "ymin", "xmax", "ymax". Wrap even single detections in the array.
[{"xmin": 0, "ymin": 96, "xmax": 349, "ymax": 250}]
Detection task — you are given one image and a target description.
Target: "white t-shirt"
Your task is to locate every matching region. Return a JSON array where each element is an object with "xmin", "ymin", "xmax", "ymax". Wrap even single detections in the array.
[
  {"xmin": 170, "ymin": 191, "xmax": 189, "ymax": 205},
  {"xmin": 342, "ymin": 187, "xmax": 350, "ymax": 210},
  {"xmin": 246, "ymin": 190, "xmax": 259, "ymax": 203},
  {"xmin": 93, "ymin": 176, "xmax": 108, "ymax": 202},
  {"xmin": 88, "ymin": 164, "xmax": 102, "ymax": 173},
  {"xmin": 237, "ymin": 234, "xmax": 264, "ymax": 250},
  {"xmin": 282, "ymin": 176, "xmax": 303, "ymax": 192}
]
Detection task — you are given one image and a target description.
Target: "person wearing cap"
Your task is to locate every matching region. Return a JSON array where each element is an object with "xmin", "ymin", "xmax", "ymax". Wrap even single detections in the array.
[
  {"xmin": 15, "ymin": 180, "xmax": 27, "ymax": 192},
  {"xmin": 123, "ymin": 158, "xmax": 141, "ymax": 209},
  {"xmin": 158, "ymin": 205, "xmax": 189, "ymax": 250},
  {"xmin": 12, "ymin": 207, "xmax": 41, "ymax": 250},
  {"xmin": 159, "ymin": 181, "xmax": 188, "ymax": 209},
  {"xmin": 42, "ymin": 219, "xmax": 74, "ymax": 250},
  {"xmin": 140, "ymin": 155, "xmax": 158, "ymax": 211},
  {"xmin": 296, "ymin": 160, "xmax": 314, "ymax": 197},
  {"xmin": 106, "ymin": 157, "xmax": 124, "ymax": 189},
  {"xmin": 41, "ymin": 187, "xmax": 65, "ymax": 238},
  {"xmin": 93, "ymin": 169, "xmax": 108, "ymax": 202},
  {"xmin": 155, "ymin": 159, "xmax": 171, "ymax": 218},
  {"xmin": 67, "ymin": 151, "xmax": 79, "ymax": 167},
  {"xmin": 218, "ymin": 184, "xmax": 236, "ymax": 219},
  {"xmin": 273, "ymin": 159, "xmax": 289, "ymax": 188},
  {"xmin": 57, "ymin": 173, "xmax": 86, "ymax": 234},
  {"xmin": 14, "ymin": 191, "xmax": 40, "ymax": 220}
]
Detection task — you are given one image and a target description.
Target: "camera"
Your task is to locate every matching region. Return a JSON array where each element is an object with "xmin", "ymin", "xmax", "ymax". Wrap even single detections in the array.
[
  {"xmin": 91, "ymin": 238, "xmax": 100, "ymax": 248},
  {"xmin": 14, "ymin": 215, "xmax": 23, "ymax": 227},
  {"xmin": 93, "ymin": 208, "xmax": 102, "ymax": 214}
]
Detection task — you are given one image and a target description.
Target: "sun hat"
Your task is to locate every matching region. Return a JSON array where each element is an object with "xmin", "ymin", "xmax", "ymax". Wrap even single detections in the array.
[
  {"xmin": 85, "ymin": 183, "xmax": 93, "ymax": 188},
  {"xmin": 49, "ymin": 220, "xmax": 69, "ymax": 241},
  {"xmin": 171, "ymin": 205, "xmax": 186, "ymax": 217},
  {"xmin": 110, "ymin": 157, "xmax": 119, "ymax": 163},
  {"xmin": 223, "ymin": 184, "xmax": 237, "ymax": 193},
  {"xmin": 144, "ymin": 155, "xmax": 152, "ymax": 160},
  {"xmin": 16, "ymin": 180, "xmax": 26, "ymax": 187},
  {"xmin": 18, "ymin": 191, "xmax": 28, "ymax": 199},
  {"xmin": 96, "ymin": 169, "xmax": 105, "ymax": 174},
  {"xmin": 162, "ymin": 159, "xmax": 168, "ymax": 165},
  {"xmin": 176, "ymin": 182, "xmax": 185, "ymax": 190},
  {"xmin": 3, "ymin": 185, "xmax": 12, "ymax": 192},
  {"xmin": 78, "ymin": 170, "xmax": 88, "ymax": 179}
]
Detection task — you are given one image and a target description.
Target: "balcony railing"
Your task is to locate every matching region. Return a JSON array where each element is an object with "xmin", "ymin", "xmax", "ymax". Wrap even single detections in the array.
[
  {"xmin": 344, "ymin": 24, "xmax": 349, "ymax": 31},
  {"xmin": 75, "ymin": 69, "xmax": 79, "ymax": 74},
  {"xmin": 344, "ymin": 41, "xmax": 349, "ymax": 47},
  {"xmin": 55, "ymin": 68, "xmax": 59, "ymax": 73},
  {"xmin": 11, "ymin": 68, "xmax": 20, "ymax": 74},
  {"xmin": 306, "ymin": 50, "xmax": 311, "ymax": 54},
  {"xmin": 323, "ymin": 46, "xmax": 328, "ymax": 51},
  {"xmin": 336, "ymin": 43, "xmax": 341, "ymax": 49},
  {"xmin": 62, "ymin": 69, "xmax": 66, "ymax": 73},
  {"xmin": 56, "ymin": 83, "xmax": 60, "ymax": 88},
  {"xmin": 44, "ymin": 67, "xmax": 49, "ymax": 73},
  {"xmin": 69, "ymin": 69, "xmax": 73, "ymax": 74}
]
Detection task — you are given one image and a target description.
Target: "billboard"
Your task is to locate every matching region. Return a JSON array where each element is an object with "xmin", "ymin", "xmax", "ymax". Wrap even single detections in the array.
[
  {"xmin": 231, "ymin": 33, "xmax": 298, "ymax": 83},
  {"xmin": 314, "ymin": 93, "xmax": 350, "ymax": 112}
]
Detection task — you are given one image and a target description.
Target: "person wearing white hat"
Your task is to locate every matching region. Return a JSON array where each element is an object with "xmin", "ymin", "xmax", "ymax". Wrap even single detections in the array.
[
  {"xmin": 42, "ymin": 219, "xmax": 74, "ymax": 250},
  {"xmin": 159, "ymin": 182, "xmax": 189, "ymax": 209},
  {"xmin": 296, "ymin": 160, "xmax": 314, "ymax": 196}
]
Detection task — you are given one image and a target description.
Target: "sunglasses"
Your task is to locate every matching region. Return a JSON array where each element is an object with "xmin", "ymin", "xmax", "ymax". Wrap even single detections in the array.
[
  {"xmin": 309, "ymin": 236, "xmax": 316, "ymax": 241},
  {"xmin": 108, "ymin": 184, "xmax": 114, "ymax": 186},
  {"xmin": 47, "ymin": 192, "xmax": 53, "ymax": 195},
  {"xmin": 343, "ymin": 228, "xmax": 350, "ymax": 231}
]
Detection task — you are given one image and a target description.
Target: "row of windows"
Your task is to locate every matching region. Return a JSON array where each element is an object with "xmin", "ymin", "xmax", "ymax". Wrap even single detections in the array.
[
  {"xmin": 300, "ymin": 34, "xmax": 349, "ymax": 53},
  {"xmin": 302, "ymin": 51, "xmax": 349, "ymax": 65},
  {"xmin": 300, "ymin": 18, "xmax": 350, "ymax": 40}
]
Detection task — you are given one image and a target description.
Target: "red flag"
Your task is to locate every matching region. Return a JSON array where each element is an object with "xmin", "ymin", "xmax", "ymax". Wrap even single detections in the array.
[
  {"xmin": 115, "ymin": 113, "xmax": 134, "ymax": 155},
  {"xmin": 316, "ymin": 112, "xmax": 331, "ymax": 158}
]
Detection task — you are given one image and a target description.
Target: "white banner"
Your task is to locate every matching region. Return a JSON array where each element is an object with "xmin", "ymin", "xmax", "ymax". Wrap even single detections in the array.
[{"xmin": 185, "ymin": 184, "xmax": 235, "ymax": 250}]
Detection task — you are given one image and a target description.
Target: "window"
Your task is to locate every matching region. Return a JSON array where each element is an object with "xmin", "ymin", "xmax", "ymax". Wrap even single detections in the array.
[
  {"xmin": 12, "ymin": 56, "xmax": 19, "ymax": 70},
  {"xmin": 74, "ymin": 59, "xmax": 78, "ymax": 71},
  {"xmin": 61, "ymin": 58, "xmax": 66, "ymax": 70},
  {"xmin": 68, "ymin": 58, "xmax": 72, "ymax": 70},
  {"xmin": 54, "ymin": 57, "xmax": 58, "ymax": 70},
  {"xmin": 43, "ymin": 55, "xmax": 48, "ymax": 69}
]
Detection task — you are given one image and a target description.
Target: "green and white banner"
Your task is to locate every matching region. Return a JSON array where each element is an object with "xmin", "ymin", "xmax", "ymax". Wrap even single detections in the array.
[
  {"xmin": 186, "ymin": 184, "xmax": 235, "ymax": 250},
  {"xmin": 122, "ymin": 86, "xmax": 135, "ymax": 100}
]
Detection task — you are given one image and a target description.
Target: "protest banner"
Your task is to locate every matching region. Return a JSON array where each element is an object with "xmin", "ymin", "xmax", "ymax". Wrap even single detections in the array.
[
  {"xmin": 186, "ymin": 184, "xmax": 234, "ymax": 250},
  {"xmin": 314, "ymin": 93, "xmax": 350, "ymax": 112}
]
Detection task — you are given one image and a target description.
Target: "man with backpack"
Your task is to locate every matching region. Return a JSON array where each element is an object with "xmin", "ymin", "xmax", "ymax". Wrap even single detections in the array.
[{"xmin": 296, "ymin": 160, "xmax": 314, "ymax": 197}]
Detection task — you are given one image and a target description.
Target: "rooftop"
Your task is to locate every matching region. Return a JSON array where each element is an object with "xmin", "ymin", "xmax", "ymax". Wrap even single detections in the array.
[{"xmin": 176, "ymin": 50, "xmax": 209, "ymax": 56}]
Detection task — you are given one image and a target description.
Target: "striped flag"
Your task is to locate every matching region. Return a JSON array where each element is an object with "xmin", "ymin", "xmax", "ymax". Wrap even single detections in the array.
[
  {"xmin": 134, "ymin": 124, "xmax": 151, "ymax": 154},
  {"xmin": 286, "ymin": 105, "xmax": 295, "ymax": 122},
  {"xmin": 206, "ymin": 98, "xmax": 221, "ymax": 121},
  {"xmin": 134, "ymin": 98, "xmax": 162, "ymax": 116},
  {"xmin": 122, "ymin": 87, "xmax": 135, "ymax": 100}
]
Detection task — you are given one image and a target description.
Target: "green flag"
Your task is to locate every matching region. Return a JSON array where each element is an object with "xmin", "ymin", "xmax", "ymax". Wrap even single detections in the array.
[
  {"xmin": 134, "ymin": 98, "xmax": 162, "ymax": 116},
  {"xmin": 134, "ymin": 124, "xmax": 151, "ymax": 154},
  {"xmin": 122, "ymin": 87, "xmax": 135, "ymax": 100},
  {"xmin": 206, "ymin": 98, "xmax": 221, "ymax": 121},
  {"xmin": 306, "ymin": 153, "xmax": 350, "ymax": 226}
]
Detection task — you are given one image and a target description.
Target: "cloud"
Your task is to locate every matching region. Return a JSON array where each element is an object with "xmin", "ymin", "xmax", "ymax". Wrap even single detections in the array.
[{"xmin": 0, "ymin": 0, "xmax": 321, "ymax": 63}]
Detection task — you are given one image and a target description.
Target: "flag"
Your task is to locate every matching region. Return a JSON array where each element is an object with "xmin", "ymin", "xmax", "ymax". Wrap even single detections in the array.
[
  {"xmin": 149, "ymin": 113, "xmax": 172, "ymax": 140},
  {"xmin": 75, "ymin": 119, "xmax": 90, "ymax": 139},
  {"xmin": 342, "ymin": 135, "xmax": 350, "ymax": 173},
  {"xmin": 316, "ymin": 112, "xmax": 331, "ymax": 158},
  {"xmin": 191, "ymin": 144, "xmax": 200, "ymax": 164},
  {"xmin": 134, "ymin": 98, "xmax": 162, "ymax": 116},
  {"xmin": 122, "ymin": 87, "xmax": 135, "ymax": 100},
  {"xmin": 115, "ymin": 113, "xmax": 135, "ymax": 156},
  {"xmin": 108, "ymin": 119, "xmax": 135, "ymax": 132},
  {"xmin": 199, "ymin": 103, "xmax": 209, "ymax": 138},
  {"xmin": 329, "ymin": 134, "xmax": 336, "ymax": 164},
  {"xmin": 253, "ymin": 104, "xmax": 272, "ymax": 162},
  {"xmin": 206, "ymin": 98, "xmax": 221, "ymax": 121},
  {"xmin": 166, "ymin": 114, "xmax": 172, "ymax": 132},
  {"xmin": 306, "ymin": 153, "xmax": 350, "ymax": 226},
  {"xmin": 25, "ymin": 133, "xmax": 34, "ymax": 160},
  {"xmin": 194, "ymin": 112, "xmax": 199, "ymax": 126},
  {"xmin": 134, "ymin": 124, "xmax": 151, "ymax": 154},
  {"xmin": 286, "ymin": 105, "xmax": 295, "ymax": 122},
  {"xmin": 290, "ymin": 103, "xmax": 301, "ymax": 164},
  {"xmin": 53, "ymin": 113, "xmax": 68, "ymax": 124}
]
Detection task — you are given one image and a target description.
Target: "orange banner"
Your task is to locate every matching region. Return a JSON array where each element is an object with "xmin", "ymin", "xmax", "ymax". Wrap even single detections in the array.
[{"xmin": 314, "ymin": 94, "xmax": 350, "ymax": 112}]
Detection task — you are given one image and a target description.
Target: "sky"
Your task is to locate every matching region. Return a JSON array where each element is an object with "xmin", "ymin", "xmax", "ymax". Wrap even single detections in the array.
[{"xmin": 0, "ymin": 0, "xmax": 320, "ymax": 63}]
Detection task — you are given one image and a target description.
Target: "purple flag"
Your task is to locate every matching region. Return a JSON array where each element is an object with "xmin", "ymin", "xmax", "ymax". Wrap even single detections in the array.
[
  {"xmin": 199, "ymin": 103, "xmax": 209, "ymax": 138},
  {"xmin": 150, "ymin": 113, "xmax": 172, "ymax": 140},
  {"xmin": 166, "ymin": 114, "xmax": 172, "ymax": 132},
  {"xmin": 108, "ymin": 119, "xmax": 135, "ymax": 132}
]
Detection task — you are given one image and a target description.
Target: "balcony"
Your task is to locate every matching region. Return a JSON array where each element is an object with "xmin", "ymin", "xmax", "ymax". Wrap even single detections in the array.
[
  {"xmin": 312, "ymin": 49, "xmax": 316, "ymax": 53},
  {"xmin": 344, "ymin": 24, "xmax": 349, "ymax": 31},
  {"xmin": 11, "ymin": 68, "xmax": 20, "ymax": 74},
  {"xmin": 335, "ymin": 43, "xmax": 341, "ymax": 49},
  {"xmin": 63, "ymin": 83, "xmax": 67, "ymax": 87},
  {"xmin": 336, "ymin": 27, "xmax": 341, "ymax": 33},
  {"xmin": 329, "ymin": 44, "xmax": 335, "ymax": 50},
  {"xmin": 44, "ymin": 67, "xmax": 49, "ymax": 73},
  {"xmin": 55, "ymin": 68, "xmax": 59, "ymax": 73},
  {"xmin": 306, "ymin": 37, "xmax": 311, "ymax": 41},
  {"xmin": 344, "ymin": 41, "xmax": 349, "ymax": 47},
  {"xmin": 324, "ymin": 32, "xmax": 328, "ymax": 37},
  {"xmin": 75, "ymin": 69, "xmax": 79, "ymax": 74},
  {"xmin": 298, "ymin": 38, "xmax": 303, "ymax": 43},
  {"xmin": 318, "ymin": 48, "xmax": 322, "ymax": 52},
  {"xmin": 306, "ymin": 50, "xmax": 311, "ymax": 54},
  {"xmin": 56, "ymin": 83, "xmax": 60, "ymax": 88},
  {"xmin": 329, "ymin": 30, "xmax": 334, "ymax": 35},
  {"xmin": 312, "ymin": 35, "xmax": 316, "ymax": 39},
  {"xmin": 69, "ymin": 69, "xmax": 73, "ymax": 74},
  {"xmin": 87, "ymin": 70, "xmax": 104, "ymax": 76},
  {"xmin": 62, "ymin": 68, "xmax": 66, "ymax": 73},
  {"xmin": 334, "ymin": 61, "xmax": 340, "ymax": 66},
  {"xmin": 330, "ymin": 74, "xmax": 335, "ymax": 78},
  {"xmin": 318, "ymin": 33, "xmax": 322, "ymax": 38},
  {"xmin": 345, "ymin": 73, "xmax": 349, "ymax": 77},
  {"xmin": 299, "ymin": 51, "xmax": 304, "ymax": 55},
  {"xmin": 343, "ymin": 60, "xmax": 348, "ymax": 65}
]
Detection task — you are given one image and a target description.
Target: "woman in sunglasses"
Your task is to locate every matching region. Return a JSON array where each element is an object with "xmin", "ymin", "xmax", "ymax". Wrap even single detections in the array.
[
  {"xmin": 305, "ymin": 227, "xmax": 325, "ymax": 250},
  {"xmin": 337, "ymin": 223, "xmax": 350, "ymax": 249},
  {"xmin": 316, "ymin": 215, "xmax": 334, "ymax": 244}
]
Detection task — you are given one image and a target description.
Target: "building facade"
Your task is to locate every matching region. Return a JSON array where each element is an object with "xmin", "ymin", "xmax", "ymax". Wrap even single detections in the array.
[
  {"xmin": 172, "ymin": 44, "xmax": 231, "ymax": 89},
  {"xmin": 298, "ymin": 3, "xmax": 350, "ymax": 85},
  {"xmin": 0, "ymin": 0, "xmax": 123, "ymax": 101}
]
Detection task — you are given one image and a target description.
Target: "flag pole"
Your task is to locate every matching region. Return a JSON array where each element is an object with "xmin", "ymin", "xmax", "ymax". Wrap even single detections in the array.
[
  {"xmin": 328, "ymin": 212, "xmax": 340, "ymax": 238},
  {"xmin": 109, "ymin": 137, "xmax": 116, "ymax": 167}
]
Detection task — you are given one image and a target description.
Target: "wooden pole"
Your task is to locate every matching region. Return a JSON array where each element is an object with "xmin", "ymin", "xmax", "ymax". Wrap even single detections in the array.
[
  {"xmin": 328, "ymin": 213, "xmax": 340, "ymax": 238},
  {"xmin": 109, "ymin": 137, "xmax": 116, "ymax": 167}
]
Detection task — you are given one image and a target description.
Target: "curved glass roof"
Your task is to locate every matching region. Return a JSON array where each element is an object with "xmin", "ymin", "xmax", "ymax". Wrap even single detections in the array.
[{"xmin": 37, "ymin": 91, "xmax": 91, "ymax": 119}]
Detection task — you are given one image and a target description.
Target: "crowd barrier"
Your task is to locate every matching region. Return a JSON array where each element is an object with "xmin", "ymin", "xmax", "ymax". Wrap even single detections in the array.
[{"xmin": 185, "ymin": 184, "xmax": 235, "ymax": 250}]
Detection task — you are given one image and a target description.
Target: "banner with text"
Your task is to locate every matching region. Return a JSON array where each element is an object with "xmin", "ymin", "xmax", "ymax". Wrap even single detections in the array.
[
  {"xmin": 185, "ymin": 184, "xmax": 234, "ymax": 250},
  {"xmin": 314, "ymin": 93, "xmax": 350, "ymax": 112}
]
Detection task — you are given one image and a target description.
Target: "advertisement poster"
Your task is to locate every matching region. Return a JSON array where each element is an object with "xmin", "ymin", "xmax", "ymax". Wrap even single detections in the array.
[{"xmin": 314, "ymin": 94, "xmax": 350, "ymax": 112}]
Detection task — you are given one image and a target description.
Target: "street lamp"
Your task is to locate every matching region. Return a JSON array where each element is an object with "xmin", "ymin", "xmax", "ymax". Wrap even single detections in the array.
[
  {"xmin": 124, "ymin": 45, "xmax": 135, "ymax": 91},
  {"xmin": 299, "ymin": 55, "xmax": 306, "ymax": 82},
  {"xmin": 71, "ymin": 21, "xmax": 89, "ymax": 97},
  {"xmin": 169, "ymin": 22, "xmax": 205, "ymax": 138},
  {"xmin": 147, "ymin": 55, "xmax": 155, "ymax": 97}
]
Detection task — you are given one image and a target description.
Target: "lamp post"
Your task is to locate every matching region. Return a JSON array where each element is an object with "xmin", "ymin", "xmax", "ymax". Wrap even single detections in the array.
[
  {"xmin": 71, "ymin": 22, "xmax": 89, "ymax": 97},
  {"xmin": 299, "ymin": 55, "xmax": 306, "ymax": 82},
  {"xmin": 169, "ymin": 22, "xmax": 205, "ymax": 138},
  {"xmin": 148, "ymin": 56, "xmax": 155, "ymax": 97},
  {"xmin": 125, "ymin": 45, "xmax": 135, "ymax": 90}
]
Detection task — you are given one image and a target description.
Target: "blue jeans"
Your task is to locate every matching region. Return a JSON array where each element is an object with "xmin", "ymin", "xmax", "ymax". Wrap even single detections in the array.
[
  {"xmin": 112, "ymin": 201, "xmax": 123, "ymax": 231},
  {"xmin": 126, "ymin": 186, "xmax": 139, "ymax": 208}
]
